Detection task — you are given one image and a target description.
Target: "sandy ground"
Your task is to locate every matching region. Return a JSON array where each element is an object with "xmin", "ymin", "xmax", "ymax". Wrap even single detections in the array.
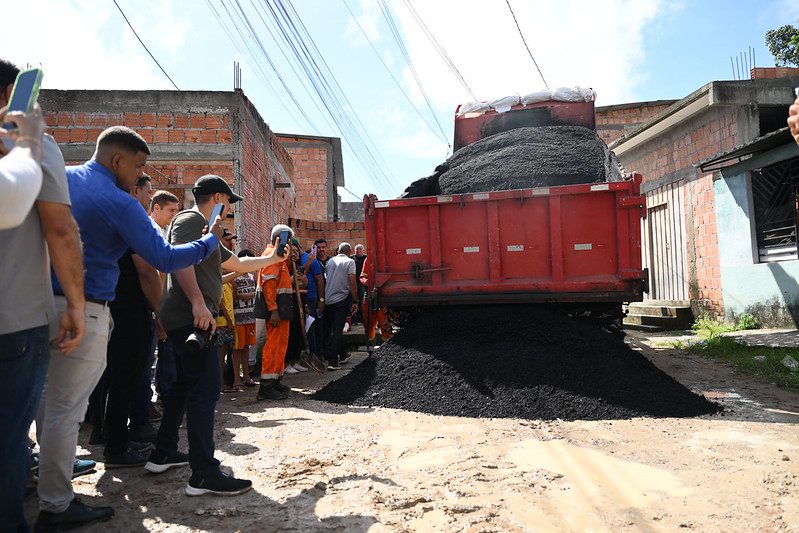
[{"xmin": 25, "ymin": 332, "xmax": 799, "ymax": 532}]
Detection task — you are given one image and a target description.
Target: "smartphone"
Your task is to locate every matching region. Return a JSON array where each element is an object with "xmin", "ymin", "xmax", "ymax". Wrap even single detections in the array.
[
  {"xmin": 276, "ymin": 229, "xmax": 291, "ymax": 256},
  {"xmin": 311, "ymin": 244, "xmax": 317, "ymax": 255},
  {"xmin": 209, "ymin": 203, "xmax": 224, "ymax": 224},
  {"xmin": 3, "ymin": 68, "xmax": 44, "ymax": 130}
]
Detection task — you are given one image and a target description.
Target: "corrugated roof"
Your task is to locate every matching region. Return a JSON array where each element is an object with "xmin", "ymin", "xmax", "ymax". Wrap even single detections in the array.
[{"xmin": 697, "ymin": 127, "xmax": 794, "ymax": 171}]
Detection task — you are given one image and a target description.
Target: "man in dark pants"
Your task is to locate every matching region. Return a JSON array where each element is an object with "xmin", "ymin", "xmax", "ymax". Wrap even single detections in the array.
[
  {"xmin": 34, "ymin": 126, "xmax": 223, "ymax": 531},
  {"xmin": 102, "ymin": 175, "xmax": 166, "ymax": 467},
  {"xmin": 321, "ymin": 243, "xmax": 359, "ymax": 370},
  {"xmin": 301, "ymin": 242, "xmax": 325, "ymax": 358},
  {"xmin": 147, "ymin": 175, "xmax": 286, "ymax": 496}
]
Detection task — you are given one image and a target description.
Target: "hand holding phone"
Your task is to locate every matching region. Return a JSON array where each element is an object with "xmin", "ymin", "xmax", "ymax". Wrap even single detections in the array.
[
  {"xmin": 207, "ymin": 203, "xmax": 225, "ymax": 239},
  {"xmin": 276, "ymin": 229, "xmax": 290, "ymax": 256},
  {"xmin": 3, "ymin": 68, "xmax": 43, "ymax": 131}
]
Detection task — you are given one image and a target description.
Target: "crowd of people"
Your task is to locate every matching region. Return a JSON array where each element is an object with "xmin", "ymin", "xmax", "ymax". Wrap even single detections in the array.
[{"xmin": 0, "ymin": 57, "xmax": 382, "ymax": 532}]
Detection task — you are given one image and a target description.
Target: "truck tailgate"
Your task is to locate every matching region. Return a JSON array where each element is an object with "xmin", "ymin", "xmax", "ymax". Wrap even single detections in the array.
[{"xmin": 364, "ymin": 174, "xmax": 647, "ymax": 306}]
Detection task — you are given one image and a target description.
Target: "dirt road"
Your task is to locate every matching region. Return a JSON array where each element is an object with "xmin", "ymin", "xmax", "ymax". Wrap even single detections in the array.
[{"xmin": 25, "ymin": 334, "xmax": 799, "ymax": 532}]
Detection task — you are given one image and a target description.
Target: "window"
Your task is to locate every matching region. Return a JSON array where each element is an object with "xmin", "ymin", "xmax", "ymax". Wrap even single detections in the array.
[{"xmin": 752, "ymin": 157, "xmax": 799, "ymax": 262}]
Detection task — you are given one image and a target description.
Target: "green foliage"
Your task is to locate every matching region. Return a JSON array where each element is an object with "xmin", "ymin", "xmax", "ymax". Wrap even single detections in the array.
[
  {"xmin": 765, "ymin": 24, "xmax": 799, "ymax": 67},
  {"xmin": 691, "ymin": 316, "xmax": 733, "ymax": 339},
  {"xmin": 686, "ymin": 336, "xmax": 799, "ymax": 391},
  {"xmin": 734, "ymin": 313, "xmax": 759, "ymax": 331}
]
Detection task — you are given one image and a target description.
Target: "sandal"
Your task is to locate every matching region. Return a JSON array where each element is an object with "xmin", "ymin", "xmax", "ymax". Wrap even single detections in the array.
[
  {"xmin": 221, "ymin": 387, "xmax": 238, "ymax": 394},
  {"xmin": 244, "ymin": 380, "xmax": 257, "ymax": 387}
]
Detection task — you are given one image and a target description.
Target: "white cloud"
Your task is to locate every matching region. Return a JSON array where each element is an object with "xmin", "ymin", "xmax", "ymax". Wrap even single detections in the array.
[
  {"xmin": 4, "ymin": 0, "xmax": 189, "ymax": 91},
  {"xmin": 344, "ymin": 0, "xmax": 382, "ymax": 46},
  {"xmin": 389, "ymin": 129, "xmax": 450, "ymax": 160},
  {"xmin": 388, "ymin": 0, "xmax": 665, "ymax": 107}
]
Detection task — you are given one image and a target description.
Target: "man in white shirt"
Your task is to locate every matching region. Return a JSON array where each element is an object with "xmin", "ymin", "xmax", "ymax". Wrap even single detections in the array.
[{"xmin": 321, "ymin": 242, "xmax": 358, "ymax": 370}]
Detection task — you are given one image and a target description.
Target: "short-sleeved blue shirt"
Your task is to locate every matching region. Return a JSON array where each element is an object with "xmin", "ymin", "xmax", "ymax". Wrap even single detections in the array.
[
  {"xmin": 301, "ymin": 252, "xmax": 323, "ymax": 300},
  {"xmin": 53, "ymin": 160, "xmax": 219, "ymax": 301}
]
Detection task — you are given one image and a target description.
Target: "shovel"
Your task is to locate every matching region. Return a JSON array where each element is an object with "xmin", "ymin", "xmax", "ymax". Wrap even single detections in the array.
[{"xmin": 291, "ymin": 261, "xmax": 327, "ymax": 373}]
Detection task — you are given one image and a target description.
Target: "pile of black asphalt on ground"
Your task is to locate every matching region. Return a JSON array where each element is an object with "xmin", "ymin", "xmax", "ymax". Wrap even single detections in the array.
[
  {"xmin": 402, "ymin": 126, "xmax": 617, "ymax": 198},
  {"xmin": 313, "ymin": 306, "xmax": 721, "ymax": 421}
]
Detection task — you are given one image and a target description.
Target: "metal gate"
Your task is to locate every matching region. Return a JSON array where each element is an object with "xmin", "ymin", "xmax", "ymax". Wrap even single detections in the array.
[{"xmin": 642, "ymin": 181, "xmax": 689, "ymax": 301}]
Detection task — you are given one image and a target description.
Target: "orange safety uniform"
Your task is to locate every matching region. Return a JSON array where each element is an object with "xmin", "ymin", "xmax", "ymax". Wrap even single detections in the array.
[
  {"xmin": 259, "ymin": 244, "xmax": 293, "ymax": 380},
  {"xmin": 360, "ymin": 256, "xmax": 392, "ymax": 341}
]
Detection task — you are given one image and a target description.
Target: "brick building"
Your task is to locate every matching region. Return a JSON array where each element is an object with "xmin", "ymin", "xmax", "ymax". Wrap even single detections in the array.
[
  {"xmin": 39, "ymin": 88, "xmax": 369, "ymax": 254},
  {"xmin": 608, "ymin": 68, "xmax": 799, "ymax": 325},
  {"xmin": 595, "ymin": 99, "xmax": 676, "ymax": 145}
]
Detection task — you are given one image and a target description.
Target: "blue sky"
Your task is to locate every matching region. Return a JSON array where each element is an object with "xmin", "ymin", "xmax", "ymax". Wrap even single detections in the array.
[{"xmin": 7, "ymin": 0, "xmax": 799, "ymax": 199}]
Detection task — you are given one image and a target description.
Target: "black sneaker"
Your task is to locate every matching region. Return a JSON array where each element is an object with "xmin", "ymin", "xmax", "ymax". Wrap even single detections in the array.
[
  {"xmin": 34, "ymin": 497, "xmax": 114, "ymax": 531},
  {"xmin": 104, "ymin": 450, "xmax": 147, "ymax": 469},
  {"xmin": 326, "ymin": 361, "xmax": 341, "ymax": 371},
  {"xmin": 144, "ymin": 450, "xmax": 190, "ymax": 474},
  {"xmin": 185, "ymin": 472, "xmax": 252, "ymax": 497}
]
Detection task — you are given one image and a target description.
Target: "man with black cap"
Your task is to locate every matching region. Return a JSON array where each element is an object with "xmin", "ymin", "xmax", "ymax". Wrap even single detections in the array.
[{"xmin": 147, "ymin": 175, "xmax": 287, "ymax": 497}]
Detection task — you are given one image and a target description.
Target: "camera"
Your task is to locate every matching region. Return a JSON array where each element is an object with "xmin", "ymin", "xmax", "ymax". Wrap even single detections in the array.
[{"xmin": 185, "ymin": 328, "xmax": 211, "ymax": 351}]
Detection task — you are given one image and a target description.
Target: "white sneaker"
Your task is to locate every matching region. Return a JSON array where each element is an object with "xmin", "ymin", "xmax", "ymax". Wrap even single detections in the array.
[
  {"xmin": 284, "ymin": 365, "xmax": 299, "ymax": 375},
  {"xmin": 292, "ymin": 363, "xmax": 308, "ymax": 372}
]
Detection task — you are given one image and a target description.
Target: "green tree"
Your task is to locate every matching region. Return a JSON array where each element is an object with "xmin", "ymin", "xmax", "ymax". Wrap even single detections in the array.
[{"xmin": 765, "ymin": 24, "xmax": 799, "ymax": 67}]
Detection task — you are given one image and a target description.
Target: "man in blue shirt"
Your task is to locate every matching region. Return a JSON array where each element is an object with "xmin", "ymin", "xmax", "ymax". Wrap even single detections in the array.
[
  {"xmin": 34, "ymin": 127, "xmax": 226, "ymax": 532},
  {"xmin": 301, "ymin": 246, "xmax": 325, "ymax": 357}
]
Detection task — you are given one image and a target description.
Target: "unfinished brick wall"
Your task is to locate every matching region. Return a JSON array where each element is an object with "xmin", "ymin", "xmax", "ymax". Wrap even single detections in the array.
[
  {"xmin": 687, "ymin": 174, "xmax": 723, "ymax": 315},
  {"xmin": 750, "ymin": 67, "xmax": 799, "ymax": 79},
  {"xmin": 41, "ymin": 90, "xmax": 298, "ymax": 256},
  {"xmin": 618, "ymin": 109, "xmax": 740, "ymax": 316},
  {"xmin": 595, "ymin": 101, "xmax": 675, "ymax": 145},
  {"xmin": 277, "ymin": 135, "xmax": 332, "ymax": 221},
  {"xmin": 621, "ymin": 114, "xmax": 739, "ymax": 184},
  {"xmin": 288, "ymin": 218, "xmax": 366, "ymax": 253},
  {"xmin": 44, "ymin": 110, "xmax": 232, "ymax": 147}
]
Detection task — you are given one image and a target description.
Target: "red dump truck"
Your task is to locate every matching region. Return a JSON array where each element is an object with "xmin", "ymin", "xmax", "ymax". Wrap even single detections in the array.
[{"xmin": 363, "ymin": 95, "xmax": 648, "ymax": 320}]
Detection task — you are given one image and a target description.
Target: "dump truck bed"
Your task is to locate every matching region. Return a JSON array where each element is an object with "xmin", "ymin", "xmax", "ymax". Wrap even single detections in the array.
[{"xmin": 364, "ymin": 175, "xmax": 647, "ymax": 307}]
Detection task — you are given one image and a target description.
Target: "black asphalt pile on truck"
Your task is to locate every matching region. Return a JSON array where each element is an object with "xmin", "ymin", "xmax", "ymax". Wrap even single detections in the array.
[
  {"xmin": 402, "ymin": 125, "xmax": 621, "ymax": 198},
  {"xmin": 312, "ymin": 305, "xmax": 721, "ymax": 421}
]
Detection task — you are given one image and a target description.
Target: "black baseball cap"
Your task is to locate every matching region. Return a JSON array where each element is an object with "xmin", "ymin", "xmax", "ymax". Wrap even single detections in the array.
[{"xmin": 192, "ymin": 175, "xmax": 243, "ymax": 203}]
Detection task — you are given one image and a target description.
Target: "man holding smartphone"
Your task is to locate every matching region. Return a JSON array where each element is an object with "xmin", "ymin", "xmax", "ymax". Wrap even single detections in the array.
[
  {"xmin": 33, "ymin": 127, "xmax": 227, "ymax": 531},
  {"xmin": 255, "ymin": 224, "xmax": 296, "ymax": 401},
  {"xmin": 147, "ymin": 175, "xmax": 288, "ymax": 497},
  {"xmin": 0, "ymin": 59, "xmax": 85, "ymax": 533}
]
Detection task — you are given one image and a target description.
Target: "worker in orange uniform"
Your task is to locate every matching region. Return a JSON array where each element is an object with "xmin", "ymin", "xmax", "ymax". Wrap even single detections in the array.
[
  {"xmin": 256, "ymin": 224, "xmax": 295, "ymax": 401},
  {"xmin": 360, "ymin": 256, "xmax": 392, "ymax": 345}
]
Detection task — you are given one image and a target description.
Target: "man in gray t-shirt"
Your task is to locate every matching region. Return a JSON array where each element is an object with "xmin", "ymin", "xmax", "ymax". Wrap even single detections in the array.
[
  {"xmin": 321, "ymin": 243, "xmax": 358, "ymax": 369},
  {"xmin": 148, "ymin": 174, "xmax": 287, "ymax": 497},
  {"xmin": 0, "ymin": 68, "xmax": 85, "ymax": 531}
]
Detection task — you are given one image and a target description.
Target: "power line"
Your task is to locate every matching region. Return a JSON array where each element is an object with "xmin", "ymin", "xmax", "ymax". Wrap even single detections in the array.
[
  {"xmin": 399, "ymin": 0, "xmax": 477, "ymax": 101},
  {"xmin": 376, "ymin": 0, "xmax": 450, "ymax": 148},
  {"xmin": 503, "ymin": 0, "xmax": 549, "ymax": 91},
  {"xmin": 341, "ymin": 186, "xmax": 363, "ymax": 201},
  {"xmin": 267, "ymin": 0, "xmax": 400, "ymax": 196},
  {"xmin": 341, "ymin": 0, "xmax": 448, "ymax": 145},
  {"xmin": 111, "ymin": 0, "xmax": 180, "ymax": 91}
]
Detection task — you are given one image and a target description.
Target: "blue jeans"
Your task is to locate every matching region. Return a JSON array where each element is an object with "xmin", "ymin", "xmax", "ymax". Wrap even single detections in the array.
[
  {"xmin": 0, "ymin": 325, "xmax": 50, "ymax": 533},
  {"xmin": 155, "ymin": 326, "xmax": 221, "ymax": 477}
]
